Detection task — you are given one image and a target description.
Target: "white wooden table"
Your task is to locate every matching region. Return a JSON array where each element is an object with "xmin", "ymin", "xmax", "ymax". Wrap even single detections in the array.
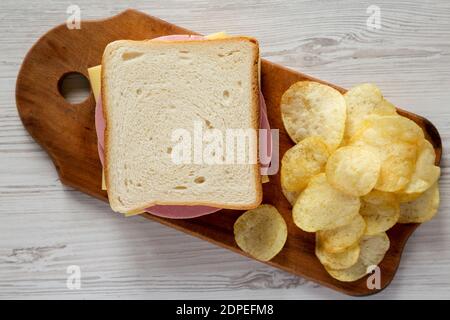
[{"xmin": 1, "ymin": 0, "xmax": 449, "ymax": 299}]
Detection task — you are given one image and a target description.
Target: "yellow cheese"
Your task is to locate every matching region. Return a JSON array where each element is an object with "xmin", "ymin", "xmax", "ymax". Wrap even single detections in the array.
[
  {"xmin": 87, "ymin": 65, "xmax": 107, "ymax": 190},
  {"xmin": 124, "ymin": 208, "xmax": 146, "ymax": 216},
  {"xmin": 87, "ymin": 65, "xmax": 102, "ymax": 102},
  {"xmin": 204, "ymin": 31, "xmax": 229, "ymax": 40}
]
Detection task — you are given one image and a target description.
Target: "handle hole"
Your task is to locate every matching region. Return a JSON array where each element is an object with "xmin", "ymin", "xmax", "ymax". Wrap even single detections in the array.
[{"xmin": 58, "ymin": 72, "xmax": 91, "ymax": 104}]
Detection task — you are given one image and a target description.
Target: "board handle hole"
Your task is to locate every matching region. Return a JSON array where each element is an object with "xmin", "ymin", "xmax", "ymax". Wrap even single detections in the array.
[{"xmin": 58, "ymin": 72, "xmax": 91, "ymax": 104}]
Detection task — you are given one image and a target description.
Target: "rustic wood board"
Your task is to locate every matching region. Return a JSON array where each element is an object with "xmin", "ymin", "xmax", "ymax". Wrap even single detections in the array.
[{"xmin": 15, "ymin": 9, "xmax": 442, "ymax": 296}]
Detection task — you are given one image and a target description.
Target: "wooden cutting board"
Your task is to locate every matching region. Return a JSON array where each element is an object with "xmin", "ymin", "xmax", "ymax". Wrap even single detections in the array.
[{"xmin": 15, "ymin": 9, "xmax": 442, "ymax": 296}]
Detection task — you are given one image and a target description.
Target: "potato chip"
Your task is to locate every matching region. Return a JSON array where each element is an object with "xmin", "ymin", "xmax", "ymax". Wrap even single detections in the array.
[
  {"xmin": 293, "ymin": 173, "xmax": 360, "ymax": 232},
  {"xmin": 398, "ymin": 183, "xmax": 440, "ymax": 223},
  {"xmin": 360, "ymin": 203, "xmax": 399, "ymax": 236},
  {"xmin": 281, "ymin": 81, "xmax": 346, "ymax": 150},
  {"xmin": 400, "ymin": 139, "xmax": 440, "ymax": 195},
  {"xmin": 360, "ymin": 190, "xmax": 400, "ymax": 235},
  {"xmin": 344, "ymin": 83, "xmax": 397, "ymax": 141},
  {"xmin": 352, "ymin": 115, "xmax": 424, "ymax": 147},
  {"xmin": 397, "ymin": 192, "xmax": 422, "ymax": 203},
  {"xmin": 317, "ymin": 214, "xmax": 366, "ymax": 253},
  {"xmin": 362, "ymin": 189, "xmax": 398, "ymax": 207},
  {"xmin": 350, "ymin": 115, "xmax": 423, "ymax": 192},
  {"xmin": 326, "ymin": 145, "xmax": 381, "ymax": 196},
  {"xmin": 281, "ymin": 185, "xmax": 300, "ymax": 206},
  {"xmin": 325, "ymin": 233, "xmax": 390, "ymax": 282},
  {"xmin": 316, "ymin": 236, "xmax": 360, "ymax": 270},
  {"xmin": 280, "ymin": 136, "xmax": 330, "ymax": 192},
  {"xmin": 373, "ymin": 99, "xmax": 397, "ymax": 116},
  {"xmin": 234, "ymin": 204, "xmax": 288, "ymax": 261}
]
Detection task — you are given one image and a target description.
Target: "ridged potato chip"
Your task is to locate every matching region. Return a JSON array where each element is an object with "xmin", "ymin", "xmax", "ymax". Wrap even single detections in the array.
[
  {"xmin": 325, "ymin": 233, "xmax": 390, "ymax": 282},
  {"xmin": 281, "ymin": 136, "xmax": 330, "ymax": 192},
  {"xmin": 326, "ymin": 145, "xmax": 381, "ymax": 196},
  {"xmin": 344, "ymin": 83, "xmax": 397, "ymax": 141},
  {"xmin": 400, "ymin": 139, "xmax": 440, "ymax": 195},
  {"xmin": 234, "ymin": 204, "xmax": 287, "ymax": 261},
  {"xmin": 360, "ymin": 190, "xmax": 400, "ymax": 235},
  {"xmin": 293, "ymin": 173, "xmax": 361, "ymax": 232},
  {"xmin": 398, "ymin": 183, "xmax": 440, "ymax": 223},
  {"xmin": 316, "ymin": 236, "xmax": 360, "ymax": 270},
  {"xmin": 281, "ymin": 81, "xmax": 346, "ymax": 150},
  {"xmin": 281, "ymin": 185, "xmax": 300, "ymax": 206},
  {"xmin": 351, "ymin": 115, "xmax": 424, "ymax": 192},
  {"xmin": 317, "ymin": 214, "xmax": 366, "ymax": 253}
]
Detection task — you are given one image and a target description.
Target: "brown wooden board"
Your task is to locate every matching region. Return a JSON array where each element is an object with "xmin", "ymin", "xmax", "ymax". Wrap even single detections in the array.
[{"xmin": 15, "ymin": 9, "xmax": 442, "ymax": 296}]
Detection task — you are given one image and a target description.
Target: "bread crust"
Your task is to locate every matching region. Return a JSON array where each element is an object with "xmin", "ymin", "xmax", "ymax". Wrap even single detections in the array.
[{"xmin": 102, "ymin": 37, "xmax": 263, "ymax": 213}]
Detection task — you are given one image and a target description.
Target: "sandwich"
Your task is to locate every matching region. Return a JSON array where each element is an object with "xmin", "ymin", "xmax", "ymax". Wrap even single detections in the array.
[{"xmin": 90, "ymin": 34, "xmax": 265, "ymax": 215}]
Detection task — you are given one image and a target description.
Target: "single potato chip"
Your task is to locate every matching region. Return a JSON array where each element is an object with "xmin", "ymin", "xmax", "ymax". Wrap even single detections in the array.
[
  {"xmin": 373, "ymin": 99, "xmax": 397, "ymax": 116},
  {"xmin": 326, "ymin": 145, "xmax": 381, "ymax": 196},
  {"xmin": 344, "ymin": 83, "xmax": 397, "ymax": 141},
  {"xmin": 398, "ymin": 183, "xmax": 440, "ymax": 223},
  {"xmin": 362, "ymin": 190, "xmax": 398, "ymax": 207},
  {"xmin": 316, "ymin": 236, "xmax": 360, "ymax": 270},
  {"xmin": 234, "ymin": 204, "xmax": 288, "ymax": 261},
  {"xmin": 281, "ymin": 185, "xmax": 301, "ymax": 206},
  {"xmin": 351, "ymin": 115, "xmax": 424, "ymax": 192},
  {"xmin": 281, "ymin": 81, "xmax": 346, "ymax": 150},
  {"xmin": 317, "ymin": 214, "xmax": 366, "ymax": 253},
  {"xmin": 281, "ymin": 136, "xmax": 330, "ymax": 192},
  {"xmin": 360, "ymin": 190, "xmax": 400, "ymax": 235},
  {"xmin": 325, "ymin": 233, "xmax": 390, "ymax": 282},
  {"xmin": 360, "ymin": 202, "xmax": 399, "ymax": 235},
  {"xmin": 397, "ymin": 192, "xmax": 422, "ymax": 203},
  {"xmin": 293, "ymin": 173, "xmax": 361, "ymax": 232},
  {"xmin": 400, "ymin": 139, "xmax": 440, "ymax": 195}
]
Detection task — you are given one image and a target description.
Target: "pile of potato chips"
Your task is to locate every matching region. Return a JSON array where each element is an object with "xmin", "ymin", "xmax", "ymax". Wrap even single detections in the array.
[{"xmin": 279, "ymin": 81, "xmax": 441, "ymax": 281}]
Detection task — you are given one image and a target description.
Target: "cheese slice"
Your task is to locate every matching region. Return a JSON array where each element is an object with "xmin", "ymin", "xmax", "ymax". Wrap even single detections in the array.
[
  {"xmin": 87, "ymin": 65, "xmax": 102, "ymax": 102},
  {"xmin": 87, "ymin": 65, "xmax": 107, "ymax": 190},
  {"xmin": 204, "ymin": 31, "xmax": 229, "ymax": 39}
]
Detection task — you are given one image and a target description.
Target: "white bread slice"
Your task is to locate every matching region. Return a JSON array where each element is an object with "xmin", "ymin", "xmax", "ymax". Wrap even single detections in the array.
[{"xmin": 102, "ymin": 37, "xmax": 262, "ymax": 213}]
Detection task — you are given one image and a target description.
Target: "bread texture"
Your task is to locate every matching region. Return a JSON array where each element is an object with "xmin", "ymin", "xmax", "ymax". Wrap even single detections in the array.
[{"xmin": 102, "ymin": 37, "xmax": 262, "ymax": 213}]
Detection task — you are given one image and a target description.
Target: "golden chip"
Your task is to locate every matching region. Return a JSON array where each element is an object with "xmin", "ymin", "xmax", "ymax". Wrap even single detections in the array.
[
  {"xmin": 351, "ymin": 115, "xmax": 424, "ymax": 192},
  {"xmin": 400, "ymin": 139, "xmax": 440, "ymax": 195},
  {"xmin": 281, "ymin": 185, "xmax": 300, "ymax": 206},
  {"xmin": 316, "ymin": 236, "xmax": 360, "ymax": 270},
  {"xmin": 234, "ymin": 204, "xmax": 288, "ymax": 261},
  {"xmin": 362, "ymin": 189, "xmax": 398, "ymax": 206},
  {"xmin": 373, "ymin": 99, "xmax": 397, "ymax": 116},
  {"xmin": 325, "ymin": 233, "xmax": 390, "ymax": 282},
  {"xmin": 317, "ymin": 214, "xmax": 366, "ymax": 253},
  {"xmin": 344, "ymin": 83, "xmax": 397, "ymax": 141},
  {"xmin": 280, "ymin": 136, "xmax": 330, "ymax": 192},
  {"xmin": 281, "ymin": 81, "xmax": 346, "ymax": 150},
  {"xmin": 360, "ymin": 202, "xmax": 399, "ymax": 235},
  {"xmin": 361, "ymin": 190, "xmax": 400, "ymax": 235},
  {"xmin": 398, "ymin": 183, "xmax": 440, "ymax": 223},
  {"xmin": 397, "ymin": 192, "xmax": 422, "ymax": 203},
  {"xmin": 326, "ymin": 145, "xmax": 381, "ymax": 196},
  {"xmin": 293, "ymin": 173, "xmax": 360, "ymax": 232}
]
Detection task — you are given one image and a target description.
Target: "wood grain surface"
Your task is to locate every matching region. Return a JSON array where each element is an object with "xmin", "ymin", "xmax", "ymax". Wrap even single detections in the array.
[{"xmin": 1, "ymin": 0, "xmax": 450, "ymax": 299}]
